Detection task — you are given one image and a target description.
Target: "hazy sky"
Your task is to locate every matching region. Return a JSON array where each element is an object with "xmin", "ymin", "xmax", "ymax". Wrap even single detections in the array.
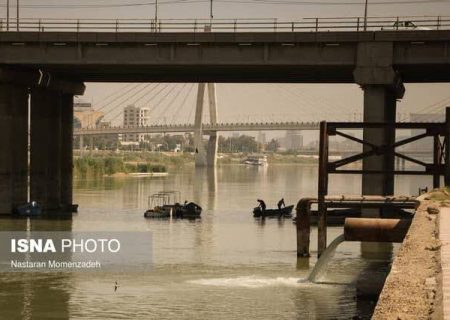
[{"xmin": 4, "ymin": 0, "xmax": 450, "ymax": 139}]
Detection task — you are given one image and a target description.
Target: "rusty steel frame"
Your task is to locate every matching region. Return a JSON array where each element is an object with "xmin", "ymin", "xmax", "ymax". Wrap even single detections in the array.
[{"xmin": 312, "ymin": 107, "xmax": 450, "ymax": 257}]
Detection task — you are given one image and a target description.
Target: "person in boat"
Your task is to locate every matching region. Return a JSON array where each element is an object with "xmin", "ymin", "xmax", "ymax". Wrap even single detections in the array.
[
  {"xmin": 257, "ymin": 199, "xmax": 266, "ymax": 212},
  {"xmin": 277, "ymin": 198, "xmax": 285, "ymax": 210}
]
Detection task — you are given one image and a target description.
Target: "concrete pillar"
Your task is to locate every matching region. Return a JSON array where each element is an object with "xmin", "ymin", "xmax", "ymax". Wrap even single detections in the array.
[
  {"xmin": 0, "ymin": 83, "xmax": 28, "ymax": 214},
  {"xmin": 354, "ymin": 42, "xmax": 405, "ymax": 201},
  {"xmin": 361, "ymin": 85, "xmax": 397, "ymax": 198},
  {"xmin": 60, "ymin": 94, "xmax": 74, "ymax": 210},
  {"xmin": 194, "ymin": 83, "xmax": 207, "ymax": 167},
  {"xmin": 206, "ymin": 83, "xmax": 218, "ymax": 167},
  {"xmin": 30, "ymin": 88, "xmax": 62, "ymax": 212}
]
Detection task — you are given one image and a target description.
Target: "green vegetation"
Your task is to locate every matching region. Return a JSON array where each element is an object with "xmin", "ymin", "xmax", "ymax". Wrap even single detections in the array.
[{"xmin": 73, "ymin": 156, "xmax": 168, "ymax": 178}]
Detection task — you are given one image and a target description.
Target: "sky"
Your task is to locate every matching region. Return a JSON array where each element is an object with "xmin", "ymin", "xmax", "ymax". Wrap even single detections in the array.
[{"xmin": 2, "ymin": 0, "xmax": 450, "ymax": 140}]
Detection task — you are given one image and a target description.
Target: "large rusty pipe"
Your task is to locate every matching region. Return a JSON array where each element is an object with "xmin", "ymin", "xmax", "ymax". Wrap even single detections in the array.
[{"xmin": 344, "ymin": 218, "xmax": 411, "ymax": 243}]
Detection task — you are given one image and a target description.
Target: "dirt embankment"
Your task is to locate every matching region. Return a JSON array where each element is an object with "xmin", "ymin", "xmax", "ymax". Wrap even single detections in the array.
[{"xmin": 372, "ymin": 200, "xmax": 444, "ymax": 320}]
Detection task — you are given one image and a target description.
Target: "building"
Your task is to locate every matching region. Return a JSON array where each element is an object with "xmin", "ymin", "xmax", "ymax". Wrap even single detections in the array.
[
  {"xmin": 256, "ymin": 131, "xmax": 267, "ymax": 145},
  {"xmin": 121, "ymin": 105, "xmax": 150, "ymax": 143},
  {"xmin": 73, "ymin": 102, "xmax": 104, "ymax": 129},
  {"xmin": 281, "ymin": 130, "xmax": 303, "ymax": 151}
]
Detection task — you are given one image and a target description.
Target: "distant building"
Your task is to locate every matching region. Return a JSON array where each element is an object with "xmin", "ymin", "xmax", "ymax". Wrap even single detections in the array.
[
  {"xmin": 257, "ymin": 131, "xmax": 267, "ymax": 145},
  {"xmin": 280, "ymin": 130, "xmax": 303, "ymax": 151},
  {"xmin": 73, "ymin": 102, "xmax": 104, "ymax": 128},
  {"xmin": 121, "ymin": 105, "xmax": 150, "ymax": 143}
]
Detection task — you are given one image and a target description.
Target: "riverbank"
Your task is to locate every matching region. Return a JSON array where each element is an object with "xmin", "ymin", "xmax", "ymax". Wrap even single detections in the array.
[
  {"xmin": 73, "ymin": 156, "xmax": 168, "ymax": 178},
  {"xmin": 372, "ymin": 189, "xmax": 450, "ymax": 319}
]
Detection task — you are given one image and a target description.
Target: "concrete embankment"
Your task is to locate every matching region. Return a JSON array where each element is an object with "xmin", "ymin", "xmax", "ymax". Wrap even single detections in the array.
[{"xmin": 372, "ymin": 199, "xmax": 444, "ymax": 319}]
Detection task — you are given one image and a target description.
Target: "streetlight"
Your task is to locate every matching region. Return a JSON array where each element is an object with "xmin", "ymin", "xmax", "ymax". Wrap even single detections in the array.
[
  {"xmin": 16, "ymin": 0, "xmax": 19, "ymax": 31},
  {"xmin": 363, "ymin": 0, "xmax": 368, "ymax": 31},
  {"xmin": 5, "ymin": 0, "xmax": 9, "ymax": 31},
  {"xmin": 210, "ymin": 0, "xmax": 213, "ymax": 19}
]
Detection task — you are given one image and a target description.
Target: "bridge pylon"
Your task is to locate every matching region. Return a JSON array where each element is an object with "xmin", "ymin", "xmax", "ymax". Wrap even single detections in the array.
[{"xmin": 194, "ymin": 83, "xmax": 218, "ymax": 167}]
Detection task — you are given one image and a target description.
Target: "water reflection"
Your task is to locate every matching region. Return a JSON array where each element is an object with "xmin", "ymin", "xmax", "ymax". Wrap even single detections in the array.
[
  {"xmin": 0, "ymin": 164, "xmax": 421, "ymax": 319},
  {"xmin": 0, "ymin": 217, "xmax": 73, "ymax": 319}
]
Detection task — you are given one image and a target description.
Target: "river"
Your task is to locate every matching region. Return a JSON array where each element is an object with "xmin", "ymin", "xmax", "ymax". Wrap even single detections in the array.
[{"xmin": 0, "ymin": 164, "xmax": 431, "ymax": 319}]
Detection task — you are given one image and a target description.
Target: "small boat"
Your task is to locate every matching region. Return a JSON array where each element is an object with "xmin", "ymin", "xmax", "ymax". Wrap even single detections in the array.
[
  {"xmin": 243, "ymin": 155, "xmax": 268, "ymax": 166},
  {"xmin": 144, "ymin": 206, "xmax": 171, "ymax": 218},
  {"xmin": 13, "ymin": 201, "xmax": 42, "ymax": 217},
  {"xmin": 174, "ymin": 202, "xmax": 202, "ymax": 219},
  {"xmin": 144, "ymin": 191, "xmax": 202, "ymax": 219},
  {"xmin": 253, "ymin": 205, "xmax": 294, "ymax": 218}
]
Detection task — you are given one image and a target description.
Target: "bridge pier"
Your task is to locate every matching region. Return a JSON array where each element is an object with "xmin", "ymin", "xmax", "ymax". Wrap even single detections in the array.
[
  {"xmin": 354, "ymin": 42, "xmax": 405, "ymax": 256},
  {"xmin": 30, "ymin": 88, "xmax": 63, "ymax": 212},
  {"xmin": 0, "ymin": 67, "xmax": 84, "ymax": 215},
  {"xmin": 194, "ymin": 83, "xmax": 219, "ymax": 167},
  {"xmin": 354, "ymin": 42, "xmax": 405, "ymax": 203},
  {"xmin": 0, "ymin": 83, "xmax": 29, "ymax": 214}
]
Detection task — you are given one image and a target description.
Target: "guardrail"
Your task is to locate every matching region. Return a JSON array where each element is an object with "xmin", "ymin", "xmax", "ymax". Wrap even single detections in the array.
[{"xmin": 0, "ymin": 16, "xmax": 449, "ymax": 33}]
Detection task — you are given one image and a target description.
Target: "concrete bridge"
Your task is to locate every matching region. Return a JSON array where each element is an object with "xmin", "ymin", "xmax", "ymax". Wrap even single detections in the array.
[{"xmin": 1, "ymin": 16, "xmax": 450, "ymax": 214}]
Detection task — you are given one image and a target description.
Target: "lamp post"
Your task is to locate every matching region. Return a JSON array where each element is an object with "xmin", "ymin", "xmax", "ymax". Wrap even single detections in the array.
[
  {"xmin": 210, "ymin": 0, "xmax": 213, "ymax": 19},
  {"xmin": 6, "ymin": 0, "xmax": 9, "ymax": 31},
  {"xmin": 363, "ymin": 0, "xmax": 368, "ymax": 31},
  {"xmin": 16, "ymin": 0, "xmax": 19, "ymax": 31},
  {"xmin": 154, "ymin": 0, "xmax": 158, "ymax": 32}
]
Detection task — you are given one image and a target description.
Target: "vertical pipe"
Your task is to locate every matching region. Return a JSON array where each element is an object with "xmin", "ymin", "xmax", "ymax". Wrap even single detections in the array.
[
  {"xmin": 296, "ymin": 200, "xmax": 311, "ymax": 257},
  {"xmin": 445, "ymin": 107, "xmax": 450, "ymax": 186},
  {"xmin": 317, "ymin": 121, "xmax": 328, "ymax": 257},
  {"xmin": 434, "ymin": 134, "xmax": 441, "ymax": 189}
]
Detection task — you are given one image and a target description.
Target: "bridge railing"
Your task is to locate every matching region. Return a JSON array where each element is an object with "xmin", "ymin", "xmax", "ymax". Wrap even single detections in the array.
[{"xmin": 0, "ymin": 16, "xmax": 449, "ymax": 33}]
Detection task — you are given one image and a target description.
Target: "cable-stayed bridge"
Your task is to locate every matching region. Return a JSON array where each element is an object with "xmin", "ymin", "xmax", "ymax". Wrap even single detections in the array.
[{"xmin": 74, "ymin": 121, "xmax": 320, "ymax": 136}]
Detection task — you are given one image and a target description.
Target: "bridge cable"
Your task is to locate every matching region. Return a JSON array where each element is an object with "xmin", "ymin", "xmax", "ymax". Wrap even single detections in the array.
[
  {"xmin": 102, "ymin": 84, "xmax": 154, "ymax": 121},
  {"xmin": 107, "ymin": 83, "xmax": 166, "ymax": 123},
  {"xmin": 92, "ymin": 83, "xmax": 140, "ymax": 112},
  {"xmin": 170, "ymin": 83, "xmax": 195, "ymax": 124},
  {"xmin": 97, "ymin": 83, "xmax": 149, "ymax": 117},
  {"xmin": 155, "ymin": 83, "xmax": 189, "ymax": 122}
]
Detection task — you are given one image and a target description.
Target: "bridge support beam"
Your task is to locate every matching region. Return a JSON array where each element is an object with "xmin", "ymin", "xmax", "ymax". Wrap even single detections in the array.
[
  {"xmin": 30, "ymin": 88, "xmax": 63, "ymax": 212},
  {"xmin": 0, "ymin": 83, "xmax": 29, "ymax": 214},
  {"xmin": 354, "ymin": 42, "xmax": 404, "ymax": 256},
  {"xmin": 354, "ymin": 42, "xmax": 405, "ymax": 203},
  {"xmin": 194, "ymin": 83, "xmax": 219, "ymax": 167}
]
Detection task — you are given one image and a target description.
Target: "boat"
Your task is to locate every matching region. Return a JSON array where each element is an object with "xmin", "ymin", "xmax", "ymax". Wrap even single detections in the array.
[
  {"xmin": 13, "ymin": 201, "xmax": 42, "ymax": 216},
  {"xmin": 144, "ymin": 191, "xmax": 202, "ymax": 219},
  {"xmin": 253, "ymin": 205, "xmax": 294, "ymax": 218},
  {"xmin": 174, "ymin": 202, "xmax": 202, "ymax": 219},
  {"xmin": 243, "ymin": 155, "xmax": 268, "ymax": 166}
]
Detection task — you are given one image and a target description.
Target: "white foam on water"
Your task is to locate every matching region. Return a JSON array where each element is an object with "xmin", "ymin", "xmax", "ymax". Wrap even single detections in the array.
[{"xmin": 188, "ymin": 276, "xmax": 307, "ymax": 288}]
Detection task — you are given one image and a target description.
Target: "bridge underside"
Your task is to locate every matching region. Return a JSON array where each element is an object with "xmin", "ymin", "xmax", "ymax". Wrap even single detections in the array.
[{"xmin": 0, "ymin": 30, "xmax": 449, "ymax": 214}]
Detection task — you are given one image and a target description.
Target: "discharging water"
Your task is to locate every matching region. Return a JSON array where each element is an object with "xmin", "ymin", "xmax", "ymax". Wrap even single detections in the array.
[
  {"xmin": 0, "ymin": 164, "xmax": 424, "ymax": 319},
  {"xmin": 307, "ymin": 234, "xmax": 346, "ymax": 283}
]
